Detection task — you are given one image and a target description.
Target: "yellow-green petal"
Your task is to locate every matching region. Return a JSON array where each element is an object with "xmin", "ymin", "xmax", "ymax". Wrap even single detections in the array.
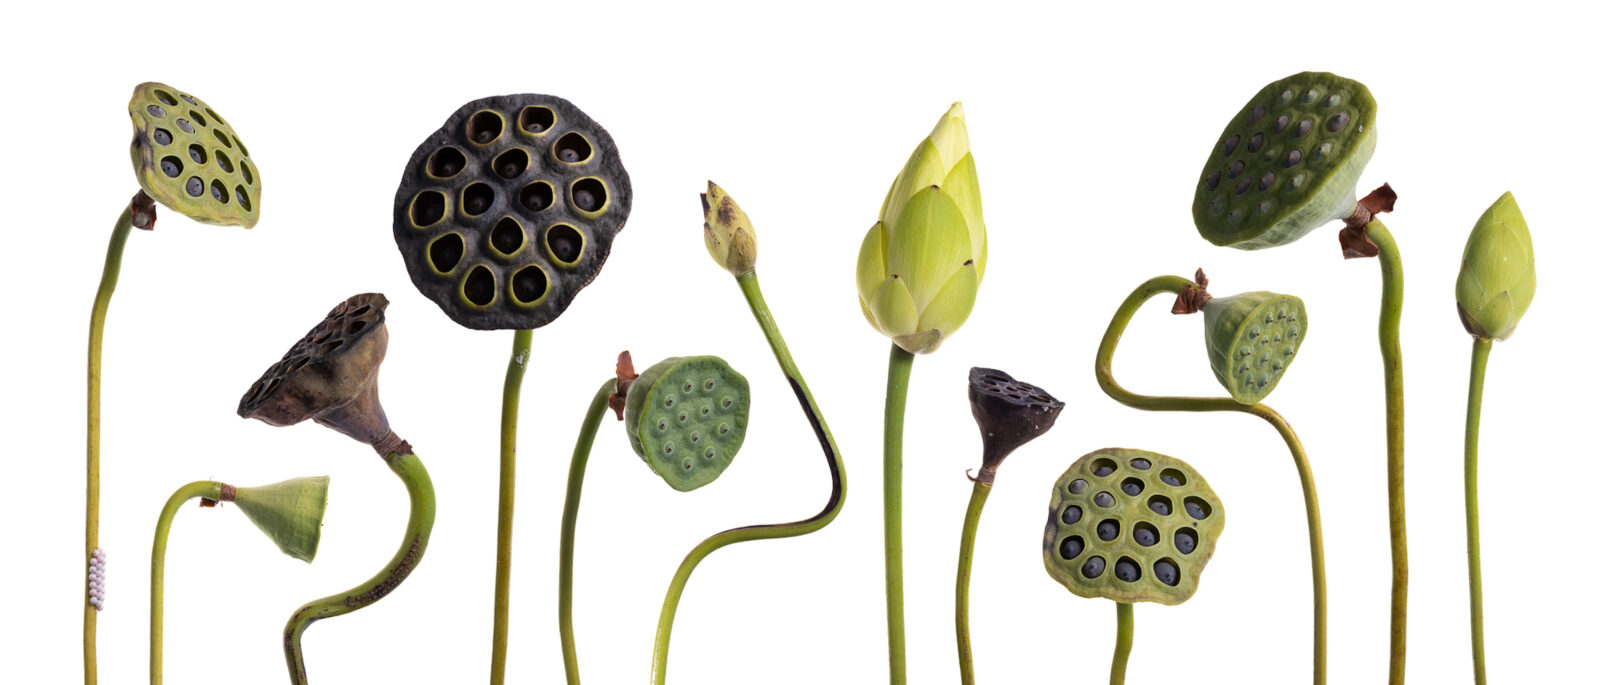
[
  {"xmin": 940, "ymin": 152, "xmax": 986, "ymax": 281},
  {"xmin": 879, "ymin": 138, "xmax": 947, "ymax": 227},
  {"xmin": 885, "ymin": 187, "xmax": 973, "ymax": 308},
  {"xmin": 1456, "ymin": 191, "xmax": 1536, "ymax": 340},
  {"xmin": 856, "ymin": 221, "xmax": 888, "ymax": 299},
  {"xmin": 867, "ymin": 276, "xmax": 920, "ymax": 338},
  {"xmin": 917, "ymin": 262, "xmax": 978, "ymax": 335},
  {"xmin": 927, "ymin": 102, "xmax": 970, "ymax": 167}
]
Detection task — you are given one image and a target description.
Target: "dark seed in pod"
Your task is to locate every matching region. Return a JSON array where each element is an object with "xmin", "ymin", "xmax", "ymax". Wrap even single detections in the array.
[
  {"xmin": 185, "ymin": 176, "xmax": 203, "ymax": 196},
  {"xmin": 1097, "ymin": 519, "xmax": 1120, "ymax": 541},
  {"xmin": 1227, "ymin": 160, "xmax": 1244, "ymax": 179},
  {"xmin": 1285, "ymin": 149, "xmax": 1302, "ymax": 168},
  {"xmin": 1274, "ymin": 115, "xmax": 1290, "ymax": 133},
  {"xmin": 1249, "ymin": 106, "xmax": 1266, "ymax": 124},
  {"xmin": 1293, "ymin": 119, "xmax": 1312, "ymax": 137},
  {"xmin": 1259, "ymin": 172, "xmax": 1275, "ymax": 191},
  {"xmin": 147, "ymin": 105, "xmax": 165, "ymax": 118},
  {"xmin": 1247, "ymin": 133, "xmax": 1264, "ymax": 153},
  {"xmin": 1062, "ymin": 505, "xmax": 1082, "ymax": 525},
  {"xmin": 1130, "ymin": 458, "xmax": 1151, "ymax": 470},
  {"xmin": 160, "ymin": 158, "xmax": 181, "ymax": 177},
  {"xmin": 152, "ymin": 128, "xmax": 173, "ymax": 145},
  {"xmin": 1154, "ymin": 560, "xmax": 1179, "ymax": 586},
  {"xmin": 1206, "ymin": 170, "xmax": 1221, "ymax": 191},
  {"xmin": 1115, "ymin": 559, "xmax": 1141, "ymax": 582},
  {"xmin": 475, "ymin": 131, "xmax": 493, "ymax": 143},
  {"xmin": 574, "ymin": 189, "xmax": 598, "ymax": 211},
  {"xmin": 1061, "ymin": 536, "xmax": 1084, "ymax": 560},
  {"xmin": 1175, "ymin": 529, "xmax": 1197, "ymax": 554},
  {"xmin": 189, "ymin": 145, "xmax": 206, "ymax": 164},
  {"xmin": 560, "ymin": 149, "xmax": 580, "ymax": 163},
  {"xmin": 1161, "ymin": 473, "xmax": 1181, "ymax": 486},
  {"xmin": 1223, "ymin": 135, "xmax": 1240, "ymax": 156},
  {"xmin": 1068, "ymin": 479, "xmax": 1087, "ymax": 494},
  {"xmin": 1133, "ymin": 526, "xmax": 1156, "ymax": 547},
  {"xmin": 1327, "ymin": 112, "xmax": 1350, "ymax": 132},
  {"xmin": 211, "ymin": 182, "xmax": 224, "ymax": 201},
  {"xmin": 1149, "ymin": 497, "xmax": 1171, "ymax": 515},
  {"xmin": 1094, "ymin": 492, "xmax": 1114, "ymax": 508},
  {"xmin": 1094, "ymin": 463, "xmax": 1114, "ymax": 477},
  {"xmin": 175, "ymin": 118, "xmax": 194, "ymax": 134},
  {"xmin": 1235, "ymin": 178, "xmax": 1251, "ymax": 195},
  {"xmin": 1082, "ymin": 556, "xmax": 1106, "ymax": 579},
  {"xmin": 1122, "ymin": 479, "xmax": 1143, "ymax": 496},
  {"xmin": 1185, "ymin": 500, "xmax": 1208, "ymax": 519}
]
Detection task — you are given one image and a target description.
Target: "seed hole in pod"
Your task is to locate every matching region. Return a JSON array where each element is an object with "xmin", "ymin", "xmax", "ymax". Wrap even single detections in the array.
[
  {"xmin": 178, "ymin": 93, "xmax": 196, "ymax": 105},
  {"xmin": 1060, "ymin": 535, "xmax": 1085, "ymax": 560},
  {"xmin": 1062, "ymin": 505, "xmax": 1083, "ymax": 525},
  {"xmin": 1134, "ymin": 522, "xmax": 1160, "ymax": 547},
  {"xmin": 1249, "ymin": 105, "xmax": 1266, "ymax": 124},
  {"xmin": 664, "ymin": 441, "xmax": 676, "ymax": 455},
  {"xmin": 210, "ymin": 179, "xmax": 228, "ymax": 203},
  {"xmin": 1097, "ymin": 519, "xmax": 1120, "ymax": 542},
  {"xmin": 493, "ymin": 148, "xmax": 530, "ymax": 179},
  {"xmin": 286, "ymin": 357, "xmax": 309, "ymax": 374},
  {"xmin": 1289, "ymin": 174, "xmax": 1306, "ymax": 191},
  {"xmin": 1129, "ymin": 457, "xmax": 1151, "ymax": 470},
  {"xmin": 554, "ymin": 132, "xmax": 592, "ymax": 163},
  {"xmin": 215, "ymin": 150, "xmax": 234, "ymax": 173},
  {"xmin": 1092, "ymin": 458, "xmax": 1118, "ymax": 477},
  {"xmin": 1068, "ymin": 479, "xmax": 1088, "ymax": 495},
  {"xmin": 1209, "ymin": 197, "xmax": 1225, "ymax": 216},
  {"xmin": 213, "ymin": 129, "xmax": 233, "ymax": 148},
  {"xmin": 1274, "ymin": 114, "xmax": 1289, "ymax": 134},
  {"xmin": 147, "ymin": 104, "xmax": 166, "ymax": 118},
  {"xmin": 1121, "ymin": 478, "xmax": 1145, "ymax": 496},
  {"xmin": 720, "ymin": 396, "xmax": 734, "ymax": 409},
  {"xmin": 153, "ymin": 89, "xmax": 179, "ymax": 106},
  {"xmin": 1293, "ymin": 119, "xmax": 1312, "ymax": 138},
  {"xmin": 1258, "ymin": 172, "xmax": 1275, "ymax": 191},
  {"xmin": 682, "ymin": 458, "xmax": 694, "ymax": 471},
  {"xmin": 1223, "ymin": 134, "xmax": 1240, "ymax": 156},
  {"xmin": 699, "ymin": 405, "xmax": 711, "ymax": 417},
  {"xmin": 1277, "ymin": 89, "xmax": 1295, "ymax": 104},
  {"xmin": 1205, "ymin": 170, "xmax": 1221, "ymax": 191},
  {"xmin": 1247, "ymin": 132, "xmax": 1264, "ymax": 153},
  {"xmin": 510, "ymin": 265, "xmax": 548, "ymax": 305},
  {"xmin": 704, "ymin": 379, "xmax": 717, "ymax": 391},
  {"xmin": 511, "ymin": 184, "xmax": 554, "ymax": 218},
  {"xmin": 703, "ymin": 446, "xmax": 717, "ymax": 461},
  {"xmin": 464, "ymin": 265, "xmax": 497, "ymax": 307},
  {"xmin": 1235, "ymin": 178, "xmax": 1251, "ymax": 195},
  {"xmin": 462, "ymin": 183, "xmax": 495, "ymax": 216},
  {"xmin": 545, "ymin": 224, "xmax": 583, "ymax": 264},
  {"xmin": 1114, "ymin": 557, "xmax": 1141, "ymax": 583},
  {"xmin": 411, "ymin": 190, "xmax": 447, "ymax": 227},
  {"xmin": 1313, "ymin": 143, "xmax": 1332, "ymax": 162},
  {"xmin": 1301, "ymin": 89, "xmax": 1320, "ymax": 104},
  {"xmin": 235, "ymin": 186, "xmax": 251, "ymax": 211},
  {"xmin": 490, "ymin": 217, "xmax": 525, "ymax": 255},
  {"xmin": 185, "ymin": 176, "xmax": 204, "ymax": 196},
  {"xmin": 234, "ymin": 136, "xmax": 249, "ymax": 157},
  {"xmin": 1184, "ymin": 497, "xmax": 1212, "ymax": 520},
  {"xmin": 351, "ymin": 305, "xmax": 371, "ymax": 317},
  {"xmin": 571, "ymin": 178, "xmax": 607, "ymax": 212},
  {"xmin": 160, "ymin": 156, "xmax": 183, "ymax": 178},
  {"xmin": 1160, "ymin": 468, "xmax": 1187, "ymax": 487},
  {"xmin": 1175, "ymin": 528, "xmax": 1198, "ymax": 554},
  {"xmin": 1327, "ymin": 112, "xmax": 1350, "ymax": 132},
  {"xmin": 1094, "ymin": 491, "xmax": 1115, "ymax": 508},
  {"xmin": 467, "ymin": 110, "xmax": 504, "ymax": 144},
  {"xmin": 427, "ymin": 147, "xmax": 467, "ymax": 178},
  {"xmin": 718, "ymin": 422, "xmax": 730, "ymax": 435},
  {"xmin": 175, "ymin": 118, "xmax": 194, "ymax": 134},
  {"xmin": 188, "ymin": 109, "xmax": 208, "ymax": 127},
  {"xmin": 1154, "ymin": 559, "xmax": 1180, "ymax": 586},
  {"xmin": 188, "ymin": 144, "xmax": 207, "ymax": 164},
  {"xmin": 204, "ymin": 107, "xmax": 225, "ymax": 126},
  {"xmin": 656, "ymin": 418, "xmax": 668, "ymax": 432},
  {"xmin": 1082, "ymin": 556, "xmax": 1106, "ymax": 579},
  {"xmin": 677, "ymin": 411, "xmax": 689, "ymax": 423},
  {"xmin": 519, "ymin": 105, "xmax": 555, "ymax": 134},
  {"xmin": 664, "ymin": 395, "xmax": 676, "ymax": 408},
  {"xmin": 1148, "ymin": 495, "xmax": 1172, "ymax": 516},
  {"xmin": 346, "ymin": 319, "xmax": 367, "ymax": 335},
  {"xmin": 690, "ymin": 431, "xmax": 701, "ymax": 444},
  {"xmin": 1227, "ymin": 160, "xmax": 1244, "ymax": 179},
  {"xmin": 241, "ymin": 161, "xmax": 255, "ymax": 185},
  {"xmin": 320, "ymin": 339, "xmax": 344, "ymax": 355},
  {"xmin": 152, "ymin": 128, "xmax": 173, "ymax": 145}
]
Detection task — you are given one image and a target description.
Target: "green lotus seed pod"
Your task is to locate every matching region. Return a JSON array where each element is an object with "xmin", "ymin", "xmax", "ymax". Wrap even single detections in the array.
[
  {"xmin": 1043, "ymin": 448, "xmax": 1225, "ymax": 605},
  {"xmin": 127, "ymin": 82, "xmax": 260, "ymax": 228},
  {"xmin": 392, "ymin": 94, "xmax": 632, "ymax": 330},
  {"xmin": 1456, "ymin": 192, "xmax": 1536, "ymax": 340},
  {"xmin": 623, "ymin": 356, "xmax": 751, "ymax": 492},
  {"xmin": 1203, "ymin": 291, "xmax": 1308, "ymax": 404},
  {"xmin": 1193, "ymin": 72, "xmax": 1376, "ymax": 250},
  {"xmin": 232, "ymin": 476, "xmax": 330, "ymax": 563}
]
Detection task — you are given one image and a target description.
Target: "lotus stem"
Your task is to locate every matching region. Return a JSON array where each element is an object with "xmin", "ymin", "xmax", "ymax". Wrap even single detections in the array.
[
  {"xmin": 1464, "ymin": 337, "xmax": 1492, "ymax": 684},
  {"xmin": 149, "ymin": 480, "xmax": 225, "ymax": 685},
  {"xmin": 490, "ymin": 328, "xmax": 532, "ymax": 684},
  {"xmin": 954, "ymin": 479, "xmax": 991, "ymax": 685},
  {"xmin": 1111, "ymin": 603, "xmax": 1134, "ymax": 685},
  {"xmin": 1365, "ymin": 218, "xmax": 1408, "ymax": 684},
  {"xmin": 882, "ymin": 342, "xmax": 914, "ymax": 685},
  {"xmin": 558, "ymin": 380, "xmax": 618, "ymax": 685}
]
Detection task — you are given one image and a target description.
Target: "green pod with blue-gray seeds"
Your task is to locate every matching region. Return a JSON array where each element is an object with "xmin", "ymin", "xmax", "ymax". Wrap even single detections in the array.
[
  {"xmin": 1203, "ymin": 291, "xmax": 1307, "ymax": 404},
  {"xmin": 128, "ymin": 82, "xmax": 260, "ymax": 227},
  {"xmin": 232, "ymin": 476, "xmax": 330, "ymax": 564},
  {"xmin": 1193, "ymin": 72, "xmax": 1376, "ymax": 250},
  {"xmin": 624, "ymin": 356, "xmax": 751, "ymax": 492}
]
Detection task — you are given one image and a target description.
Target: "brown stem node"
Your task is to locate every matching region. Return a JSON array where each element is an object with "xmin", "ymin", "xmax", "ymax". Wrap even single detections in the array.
[{"xmin": 1339, "ymin": 183, "xmax": 1398, "ymax": 259}]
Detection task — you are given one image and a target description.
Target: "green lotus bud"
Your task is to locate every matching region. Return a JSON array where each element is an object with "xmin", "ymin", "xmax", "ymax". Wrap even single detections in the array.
[
  {"xmin": 1193, "ymin": 72, "xmax": 1377, "ymax": 250},
  {"xmin": 856, "ymin": 103, "xmax": 987, "ymax": 354},
  {"xmin": 1043, "ymin": 448, "xmax": 1225, "ymax": 605},
  {"xmin": 701, "ymin": 181, "xmax": 758, "ymax": 276},
  {"xmin": 1203, "ymin": 292, "xmax": 1308, "ymax": 404},
  {"xmin": 127, "ymin": 82, "xmax": 260, "ymax": 228},
  {"xmin": 623, "ymin": 356, "xmax": 751, "ymax": 492},
  {"xmin": 1456, "ymin": 192, "xmax": 1536, "ymax": 340},
  {"xmin": 231, "ymin": 477, "xmax": 330, "ymax": 563}
]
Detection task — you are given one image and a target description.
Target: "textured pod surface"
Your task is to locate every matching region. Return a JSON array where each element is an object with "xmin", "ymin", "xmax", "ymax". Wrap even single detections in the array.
[
  {"xmin": 1203, "ymin": 291, "xmax": 1307, "ymax": 404},
  {"xmin": 128, "ymin": 82, "xmax": 260, "ymax": 227},
  {"xmin": 968, "ymin": 367, "xmax": 1063, "ymax": 470},
  {"xmin": 1193, "ymin": 72, "xmax": 1376, "ymax": 250},
  {"xmin": 393, "ymin": 94, "xmax": 632, "ymax": 330},
  {"xmin": 1043, "ymin": 448, "xmax": 1225, "ymax": 605},
  {"xmin": 233, "ymin": 476, "xmax": 330, "ymax": 563},
  {"xmin": 624, "ymin": 356, "xmax": 750, "ymax": 492},
  {"xmin": 238, "ymin": 294, "xmax": 390, "ymax": 442}
]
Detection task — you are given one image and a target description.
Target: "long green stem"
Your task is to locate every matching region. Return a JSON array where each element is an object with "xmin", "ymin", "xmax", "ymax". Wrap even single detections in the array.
[
  {"xmin": 1110, "ymin": 603, "xmax": 1134, "ymax": 685},
  {"xmin": 883, "ymin": 343, "xmax": 915, "ymax": 685},
  {"xmin": 1095, "ymin": 274, "xmax": 1326, "ymax": 685},
  {"xmin": 558, "ymin": 380, "xmax": 619, "ymax": 685},
  {"xmin": 491, "ymin": 328, "xmax": 532, "ymax": 684},
  {"xmin": 647, "ymin": 270, "xmax": 848, "ymax": 684},
  {"xmin": 1366, "ymin": 219, "xmax": 1408, "ymax": 685},
  {"xmin": 84, "ymin": 204, "xmax": 135, "ymax": 685},
  {"xmin": 149, "ymin": 481, "xmax": 225, "ymax": 685},
  {"xmin": 1464, "ymin": 337, "xmax": 1492, "ymax": 684},
  {"xmin": 954, "ymin": 480, "xmax": 992, "ymax": 685},
  {"xmin": 284, "ymin": 452, "xmax": 435, "ymax": 684}
]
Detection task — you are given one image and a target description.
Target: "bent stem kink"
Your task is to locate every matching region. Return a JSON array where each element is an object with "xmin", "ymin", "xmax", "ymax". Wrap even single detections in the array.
[
  {"xmin": 149, "ymin": 480, "xmax": 224, "ymax": 685},
  {"xmin": 1096, "ymin": 274, "xmax": 1326, "ymax": 684},
  {"xmin": 557, "ymin": 379, "xmax": 618, "ymax": 685},
  {"xmin": 1464, "ymin": 337, "xmax": 1491, "ymax": 683},
  {"xmin": 954, "ymin": 480, "xmax": 991, "ymax": 685},
  {"xmin": 490, "ymin": 328, "xmax": 532, "ymax": 684}
]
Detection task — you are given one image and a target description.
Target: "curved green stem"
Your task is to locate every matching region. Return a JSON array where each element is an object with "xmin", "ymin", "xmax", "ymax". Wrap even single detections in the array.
[
  {"xmin": 85, "ymin": 203, "xmax": 136, "ymax": 685},
  {"xmin": 491, "ymin": 328, "xmax": 532, "ymax": 685},
  {"xmin": 1096, "ymin": 274, "xmax": 1326, "ymax": 685},
  {"xmin": 149, "ymin": 480, "xmax": 225, "ymax": 685},
  {"xmin": 1110, "ymin": 603, "xmax": 1133, "ymax": 685},
  {"xmin": 284, "ymin": 452, "xmax": 435, "ymax": 684},
  {"xmin": 647, "ymin": 270, "xmax": 848, "ymax": 684},
  {"xmin": 1366, "ymin": 219, "xmax": 1408, "ymax": 685},
  {"xmin": 1464, "ymin": 337, "xmax": 1492, "ymax": 684},
  {"xmin": 954, "ymin": 480, "xmax": 992, "ymax": 685},
  {"xmin": 558, "ymin": 379, "xmax": 619, "ymax": 685},
  {"xmin": 883, "ymin": 342, "xmax": 914, "ymax": 685}
]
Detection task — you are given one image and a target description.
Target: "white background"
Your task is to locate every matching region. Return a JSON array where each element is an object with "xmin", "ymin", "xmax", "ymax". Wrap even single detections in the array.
[{"xmin": 3, "ymin": 1, "xmax": 1596, "ymax": 683}]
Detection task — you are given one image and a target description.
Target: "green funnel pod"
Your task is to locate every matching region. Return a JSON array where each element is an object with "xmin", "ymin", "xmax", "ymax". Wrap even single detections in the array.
[
  {"xmin": 1203, "ymin": 291, "xmax": 1308, "ymax": 404},
  {"xmin": 624, "ymin": 356, "xmax": 751, "ymax": 492},
  {"xmin": 232, "ymin": 477, "xmax": 330, "ymax": 563},
  {"xmin": 1193, "ymin": 72, "xmax": 1376, "ymax": 250},
  {"xmin": 128, "ymin": 82, "xmax": 260, "ymax": 227},
  {"xmin": 1044, "ymin": 448, "xmax": 1225, "ymax": 605}
]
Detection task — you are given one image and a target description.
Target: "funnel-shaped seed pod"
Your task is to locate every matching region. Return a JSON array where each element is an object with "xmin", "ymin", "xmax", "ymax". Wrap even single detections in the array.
[
  {"xmin": 237, "ymin": 294, "xmax": 393, "ymax": 446},
  {"xmin": 1043, "ymin": 448, "xmax": 1225, "ymax": 605},
  {"xmin": 1203, "ymin": 291, "xmax": 1308, "ymax": 404},
  {"xmin": 128, "ymin": 82, "xmax": 260, "ymax": 227},
  {"xmin": 968, "ymin": 368, "xmax": 1063, "ymax": 473},
  {"xmin": 392, "ymin": 94, "xmax": 632, "ymax": 330},
  {"xmin": 624, "ymin": 356, "xmax": 751, "ymax": 492},
  {"xmin": 1192, "ymin": 72, "xmax": 1376, "ymax": 250},
  {"xmin": 232, "ymin": 477, "xmax": 331, "ymax": 564},
  {"xmin": 1457, "ymin": 191, "xmax": 1536, "ymax": 340}
]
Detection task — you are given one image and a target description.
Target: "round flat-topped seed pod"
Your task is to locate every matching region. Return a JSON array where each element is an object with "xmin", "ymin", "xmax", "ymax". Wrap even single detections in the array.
[
  {"xmin": 127, "ymin": 82, "xmax": 260, "ymax": 228},
  {"xmin": 1203, "ymin": 291, "xmax": 1308, "ymax": 404},
  {"xmin": 1043, "ymin": 448, "xmax": 1224, "ymax": 605},
  {"xmin": 623, "ymin": 356, "xmax": 750, "ymax": 492},
  {"xmin": 238, "ymin": 293, "xmax": 391, "ymax": 444},
  {"xmin": 392, "ymin": 94, "xmax": 632, "ymax": 330},
  {"xmin": 1192, "ymin": 72, "xmax": 1376, "ymax": 250}
]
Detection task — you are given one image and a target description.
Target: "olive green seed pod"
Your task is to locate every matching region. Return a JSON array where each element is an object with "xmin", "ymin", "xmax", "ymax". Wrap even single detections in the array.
[
  {"xmin": 1043, "ymin": 448, "xmax": 1225, "ymax": 605},
  {"xmin": 623, "ymin": 356, "xmax": 751, "ymax": 492},
  {"xmin": 231, "ymin": 476, "xmax": 330, "ymax": 563},
  {"xmin": 128, "ymin": 82, "xmax": 260, "ymax": 227},
  {"xmin": 1456, "ymin": 191, "xmax": 1536, "ymax": 340},
  {"xmin": 1193, "ymin": 72, "xmax": 1376, "ymax": 250},
  {"xmin": 1203, "ymin": 291, "xmax": 1308, "ymax": 404}
]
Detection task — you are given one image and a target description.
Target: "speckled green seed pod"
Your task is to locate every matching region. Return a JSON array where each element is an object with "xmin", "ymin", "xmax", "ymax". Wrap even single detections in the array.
[
  {"xmin": 1193, "ymin": 72, "xmax": 1376, "ymax": 250},
  {"xmin": 392, "ymin": 94, "xmax": 632, "ymax": 330},
  {"xmin": 624, "ymin": 356, "xmax": 751, "ymax": 492},
  {"xmin": 1203, "ymin": 291, "xmax": 1307, "ymax": 404},
  {"xmin": 127, "ymin": 82, "xmax": 260, "ymax": 227},
  {"xmin": 1043, "ymin": 448, "xmax": 1224, "ymax": 605}
]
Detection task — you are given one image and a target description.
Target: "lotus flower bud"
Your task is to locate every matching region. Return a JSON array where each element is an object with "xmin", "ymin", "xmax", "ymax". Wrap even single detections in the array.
[
  {"xmin": 1202, "ymin": 291, "xmax": 1308, "ymax": 404},
  {"xmin": 701, "ymin": 181, "xmax": 758, "ymax": 276},
  {"xmin": 856, "ymin": 103, "xmax": 987, "ymax": 354},
  {"xmin": 623, "ymin": 356, "xmax": 751, "ymax": 492},
  {"xmin": 127, "ymin": 82, "xmax": 260, "ymax": 228},
  {"xmin": 967, "ymin": 368, "xmax": 1063, "ymax": 479},
  {"xmin": 1456, "ymin": 192, "xmax": 1536, "ymax": 340},
  {"xmin": 231, "ymin": 477, "xmax": 330, "ymax": 563}
]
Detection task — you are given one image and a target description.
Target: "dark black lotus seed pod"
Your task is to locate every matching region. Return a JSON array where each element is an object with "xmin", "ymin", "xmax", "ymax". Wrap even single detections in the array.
[
  {"xmin": 967, "ymin": 367, "xmax": 1064, "ymax": 473},
  {"xmin": 392, "ymin": 94, "xmax": 632, "ymax": 330}
]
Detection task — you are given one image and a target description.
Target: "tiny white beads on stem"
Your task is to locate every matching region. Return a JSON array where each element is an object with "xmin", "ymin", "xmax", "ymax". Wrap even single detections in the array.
[{"xmin": 87, "ymin": 548, "xmax": 107, "ymax": 611}]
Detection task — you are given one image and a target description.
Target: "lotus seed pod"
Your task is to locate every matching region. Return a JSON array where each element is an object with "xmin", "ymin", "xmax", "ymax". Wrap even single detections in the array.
[
  {"xmin": 968, "ymin": 367, "xmax": 1063, "ymax": 474},
  {"xmin": 238, "ymin": 294, "xmax": 393, "ymax": 446},
  {"xmin": 127, "ymin": 82, "xmax": 260, "ymax": 228},
  {"xmin": 1043, "ymin": 448, "xmax": 1225, "ymax": 605},
  {"xmin": 232, "ymin": 476, "xmax": 330, "ymax": 563},
  {"xmin": 1202, "ymin": 291, "xmax": 1308, "ymax": 404},
  {"xmin": 1192, "ymin": 72, "xmax": 1376, "ymax": 250},
  {"xmin": 623, "ymin": 356, "xmax": 751, "ymax": 492},
  {"xmin": 392, "ymin": 94, "xmax": 632, "ymax": 330},
  {"xmin": 701, "ymin": 181, "xmax": 758, "ymax": 276},
  {"xmin": 1456, "ymin": 192, "xmax": 1536, "ymax": 340},
  {"xmin": 857, "ymin": 103, "xmax": 986, "ymax": 354}
]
